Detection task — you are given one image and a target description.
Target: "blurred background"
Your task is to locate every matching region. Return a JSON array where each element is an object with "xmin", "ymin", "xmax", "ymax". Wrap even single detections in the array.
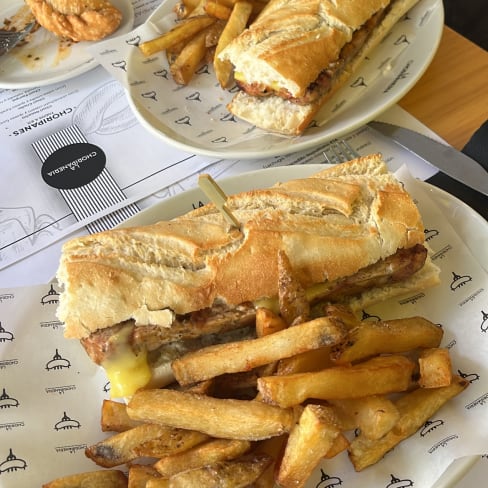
[{"xmin": 443, "ymin": 0, "xmax": 487, "ymax": 50}]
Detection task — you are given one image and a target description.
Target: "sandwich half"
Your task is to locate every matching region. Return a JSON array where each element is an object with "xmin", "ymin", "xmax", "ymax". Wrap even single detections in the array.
[
  {"xmin": 218, "ymin": 0, "xmax": 420, "ymax": 135},
  {"xmin": 56, "ymin": 155, "xmax": 439, "ymax": 397}
]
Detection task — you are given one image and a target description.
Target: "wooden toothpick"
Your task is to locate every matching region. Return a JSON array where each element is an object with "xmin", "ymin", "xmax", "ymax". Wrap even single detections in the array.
[{"xmin": 198, "ymin": 174, "xmax": 241, "ymax": 230}]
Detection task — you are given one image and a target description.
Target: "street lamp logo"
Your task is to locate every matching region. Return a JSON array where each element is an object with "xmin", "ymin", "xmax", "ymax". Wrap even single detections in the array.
[
  {"xmin": 46, "ymin": 349, "xmax": 71, "ymax": 371},
  {"xmin": 0, "ymin": 449, "xmax": 27, "ymax": 474}
]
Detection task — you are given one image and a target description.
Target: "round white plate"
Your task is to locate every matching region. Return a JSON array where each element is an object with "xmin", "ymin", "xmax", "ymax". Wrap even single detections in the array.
[
  {"xmin": 126, "ymin": 0, "xmax": 444, "ymax": 159},
  {"xmin": 121, "ymin": 164, "xmax": 484, "ymax": 487},
  {"xmin": 0, "ymin": 0, "xmax": 134, "ymax": 89}
]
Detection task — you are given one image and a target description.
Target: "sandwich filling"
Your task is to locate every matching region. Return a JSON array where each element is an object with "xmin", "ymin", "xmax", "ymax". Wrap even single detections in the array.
[
  {"xmin": 235, "ymin": 6, "xmax": 389, "ymax": 105},
  {"xmin": 81, "ymin": 243, "xmax": 428, "ymax": 397}
]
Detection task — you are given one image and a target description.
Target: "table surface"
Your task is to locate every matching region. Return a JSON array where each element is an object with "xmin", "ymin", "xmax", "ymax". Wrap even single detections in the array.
[{"xmin": 399, "ymin": 26, "xmax": 488, "ymax": 150}]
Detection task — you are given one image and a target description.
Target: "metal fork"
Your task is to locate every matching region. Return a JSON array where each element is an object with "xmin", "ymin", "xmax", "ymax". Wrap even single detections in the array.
[
  {"xmin": 0, "ymin": 22, "xmax": 36, "ymax": 57},
  {"xmin": 322, "ymin": 138, "xmax": 360, "ymax": 164}
]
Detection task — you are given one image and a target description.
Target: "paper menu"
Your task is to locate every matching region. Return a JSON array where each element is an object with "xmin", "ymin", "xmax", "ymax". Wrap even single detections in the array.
[{"xmin": 1, "ymin": 169, "xmax": 487, "ymax": 488}]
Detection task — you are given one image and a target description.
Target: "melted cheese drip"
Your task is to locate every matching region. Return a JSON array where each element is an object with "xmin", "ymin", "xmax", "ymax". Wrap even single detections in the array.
[{"xmin": 102, "ymin": 327, "xmax": 152, "ymax": 398}]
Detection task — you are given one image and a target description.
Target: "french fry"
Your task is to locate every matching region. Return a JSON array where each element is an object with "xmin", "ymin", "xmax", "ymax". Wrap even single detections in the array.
[
  {"xmin": 154, "ymin": 438, "xmax": 251, "ymax": 477},
  {"xmin": 146, "ymin": 480, "xmax": 170, "ymax": 488},
  {"xmin": 253, "ymin": 435, "xmax": 288, "ymax": 488},
  {"xmin": 205, "ymin": 19, "xmax": 226, "ymax": 47},
  {"xmin": 101, "ymin": 399, "xmax": 142, "ymax": 432},
  {"xmin": 255, "ymin": 307, "xmax": 288, "ymax": 337},
  {"xmin": 277, "ymin": 250, "xmax": 310, "ymax": 326},
  {"xmin": 418, "ymin": 347, "xmax": 452, "ymax": 388},
  {"xmin": 85, "ymin": 423, "xmax": 208, "ymax": 467},
  {"xmin": 173, "ymin": 0, "xmax": 202, "ymax": 18},
  {"xmin": 315, "ymin": 303, "xmax": 362, "ymax": 330},
  {"xmin": 42, "ymin": 470, "xmax": 127, "ymax": 488},
  {"xmin": 128, "ymin": 464, "xmax": 161, "ymax": 488},
  {"xmin": 332, "ymin": 317, "xmax": 443, "ymax": 364},
  {"xmin": 172, "ymin": 316, "xmax": 345, "ymax": 385},
  {"xmin": 213, "ymin": 0, "xmax": 253, "ymax": 87},
  {"xmin": 324, "ymin": 432, "xmax": 350, "ymax": 458},
  {"xmin": 277, "ymin": 404, "xmax": 342, "ymax": 488},
  {"xmin": 127, "ymin": 389, "xmax": 295, "ymax": 440},
  {"xmin": 329, "ymin": 395, "xmax": 400, "ymax": 440},
  {"xmin": 276, "ymin": 346, "xmax": 334, "ymax": 375},
  {"xmin": 348, "ymin": 375, "xmax": 469, "ymax": 471},
  {"xmin": 168, "ymin": 454, "xmax": 272, "ymax": 488},
  {"xmin": 139, "ymin": 16, "xmax": 216, "ymax": 57},
  {"xmin": 170, "ymin": 28, "xmax": 210, "ymax": 84},
  {"xmin": 258, "ymin": 355, "xmax": 416, "ymax": 408},
  {"xmin": 204, "ymin": 0, "xmax": 233, "ymax": 19}
]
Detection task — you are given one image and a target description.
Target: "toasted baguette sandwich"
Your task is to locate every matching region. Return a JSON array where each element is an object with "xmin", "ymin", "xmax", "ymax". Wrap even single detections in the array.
[
  {"xmin": 218, "ymin": 0, "xmax": 420, "ymax": 135},
  {"xmin": 56, "ymin": 155, "xmax": 439, "ymax": 397}
]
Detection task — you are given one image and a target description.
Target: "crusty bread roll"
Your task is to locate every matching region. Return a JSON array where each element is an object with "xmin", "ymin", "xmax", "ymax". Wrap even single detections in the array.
[
  {"xmin": 219, "ymin": 0, "xmax": 420, "ymax": 134},
  {"xmin": 57, "ymin": 154, "xmax": 438, "ymax": 340},
  {"xmin": 25, "ymin": 0, "xmax": 122, "ymax": 41}
]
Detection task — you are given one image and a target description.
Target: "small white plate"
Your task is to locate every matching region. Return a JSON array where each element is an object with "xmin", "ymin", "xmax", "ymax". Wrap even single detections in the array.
[
  {"xmin": 0, "ymin": 0, "xmax": 134, "ymax": 89},
  {"xmin": 126, "ymin": 0, "xmax": 444, "ymax": 159}
]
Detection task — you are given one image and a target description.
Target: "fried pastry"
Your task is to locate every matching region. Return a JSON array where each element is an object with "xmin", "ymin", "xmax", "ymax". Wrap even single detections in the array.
[{"xmin": 25, "ymin": 0, "xmax": 122, "ymax": 42}]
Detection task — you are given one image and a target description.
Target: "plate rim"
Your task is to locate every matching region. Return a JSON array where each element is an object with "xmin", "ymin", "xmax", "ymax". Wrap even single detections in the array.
[{"xmin": 126, "ymin": 0, "xmax": 445, "ymax": 159}]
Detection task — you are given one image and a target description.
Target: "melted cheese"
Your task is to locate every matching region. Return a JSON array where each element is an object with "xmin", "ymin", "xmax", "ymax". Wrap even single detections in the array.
[{"xmin": 102, "ymin": 326, "xmax": 152, "ymax": 398}]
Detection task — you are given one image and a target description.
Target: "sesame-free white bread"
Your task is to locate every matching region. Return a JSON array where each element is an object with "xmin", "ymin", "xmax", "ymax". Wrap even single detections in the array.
[
  {"xmin": 57, "ymin": 155, "xmax": 435, "ymax": 339},
  {"xmin": 221, "ymin": 0, "xmax": 420, "ymax": 134}
]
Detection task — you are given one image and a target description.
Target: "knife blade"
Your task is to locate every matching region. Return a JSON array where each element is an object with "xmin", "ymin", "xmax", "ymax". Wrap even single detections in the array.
[{"xmin": 368, "ymin": 121, "xmax": 488, "ymax": 197}]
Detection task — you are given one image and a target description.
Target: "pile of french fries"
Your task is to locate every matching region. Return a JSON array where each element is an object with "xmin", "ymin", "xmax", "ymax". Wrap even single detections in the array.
[
  {"xmin": 138, "ymin": 0, "xmax": 268, "ymax": 87},
  {"xmin": 43, "ymin": 251, "xmax": 468, "ymax": 488}
]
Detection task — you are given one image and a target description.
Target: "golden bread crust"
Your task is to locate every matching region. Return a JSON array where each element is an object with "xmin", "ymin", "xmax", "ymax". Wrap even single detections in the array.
[
  {"xmin": 222, "ymin": 0, "xmax": 421, "ymax": 134},
  {"xmin": 25, "ymin": 0, "xmax": 122, "ymax": 41},
  {"xmin": 57, "ymin": 155, "xmax": 428, "ymax": 339}
]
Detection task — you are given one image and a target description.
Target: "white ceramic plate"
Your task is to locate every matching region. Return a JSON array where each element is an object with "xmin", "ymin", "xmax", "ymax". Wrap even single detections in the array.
[
  {"xmin": 0, "ymin": 0, "xmax": 134, "ymax": 89},
  {"xmin": 126, "ymin": 0, "xmax": 444, "ymax": 159},
  {"xmin": 121, "ymin": 164, "xmax": 484, "ymax": 487}
]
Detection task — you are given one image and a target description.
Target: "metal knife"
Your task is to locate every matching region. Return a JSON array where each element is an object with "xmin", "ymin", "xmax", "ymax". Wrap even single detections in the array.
[{"xmin": 368, "ymin": 121, "xmax": 488, "ymax": 197}]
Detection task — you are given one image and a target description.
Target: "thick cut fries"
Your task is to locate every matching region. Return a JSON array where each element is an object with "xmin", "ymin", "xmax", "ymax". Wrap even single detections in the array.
[
  {"xmin": 172, "ymin": 316, "xmax": 346, "ymax": 385},
  {"xmin": 139, "ymin": 16, "xmax": 215, "ymax": 56},
  {"xmin": 276, "ymin": 346, "xmax": 334, "ymax": 375},
  {"xmin": 204, "ymin": 0, "xmax": 233, "ymax": 19},
  {"xmin": 213, "ymin": 0, "xmax": 253, "ymax": 87},
  {"xmin": 127, "ymin": 389, "xmax": 296, "ymax": 440},
  {"xmin": 42, "ymin": 470, "xmax": 127, "ymax": 488},
  {"xmin": 146, "ymin": 480, "xmax": 170, "ymax": 488},
  {"xmin": 330, "ymin": 395, "xmax": 400, "ymax": 440},
  {"xmin": 258, "ymin": 355, "xmax": 416, "ymax": 408},
  {"xmin": 349, "ymin": 375, "xmax": 469, "ymax": 471},
  {"xmin": 101, "ymin": 399, "xmax": 141, "ymax": 432},
  {"xmin": 277, "ymin": 405, "xmax": 342, "ymax": 488},
  {"xmin": 168, "ymin": 454, "xmax": 272, "ymax": 487},
  {"xmin": 170, "ymin": 28, "xmax": 209, "ymax": 84},
  {"xmin": 154, "ymin": 439, "xmax": 251, "ymax": 477},
  {"xmin": 419, "ymin": 347, "xmax": 452, "ymax": 388},
  {"xmin": 128, "ymin": 464, "xmax": 161, "ymax": 488},
  {"xmin": 86, "ymin": 423, "xmax": 208, "ymax": 467},
  {"xmin": 255, "ymin": 307, "xmax": 288, "ymax": 337},
  {"xmin": 252, "ymin": 435, "xmax": 288, "ymax": 488},
  {"xmin": 332, "ymin": 317, "xmax": 443, "ymax": 364}
]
